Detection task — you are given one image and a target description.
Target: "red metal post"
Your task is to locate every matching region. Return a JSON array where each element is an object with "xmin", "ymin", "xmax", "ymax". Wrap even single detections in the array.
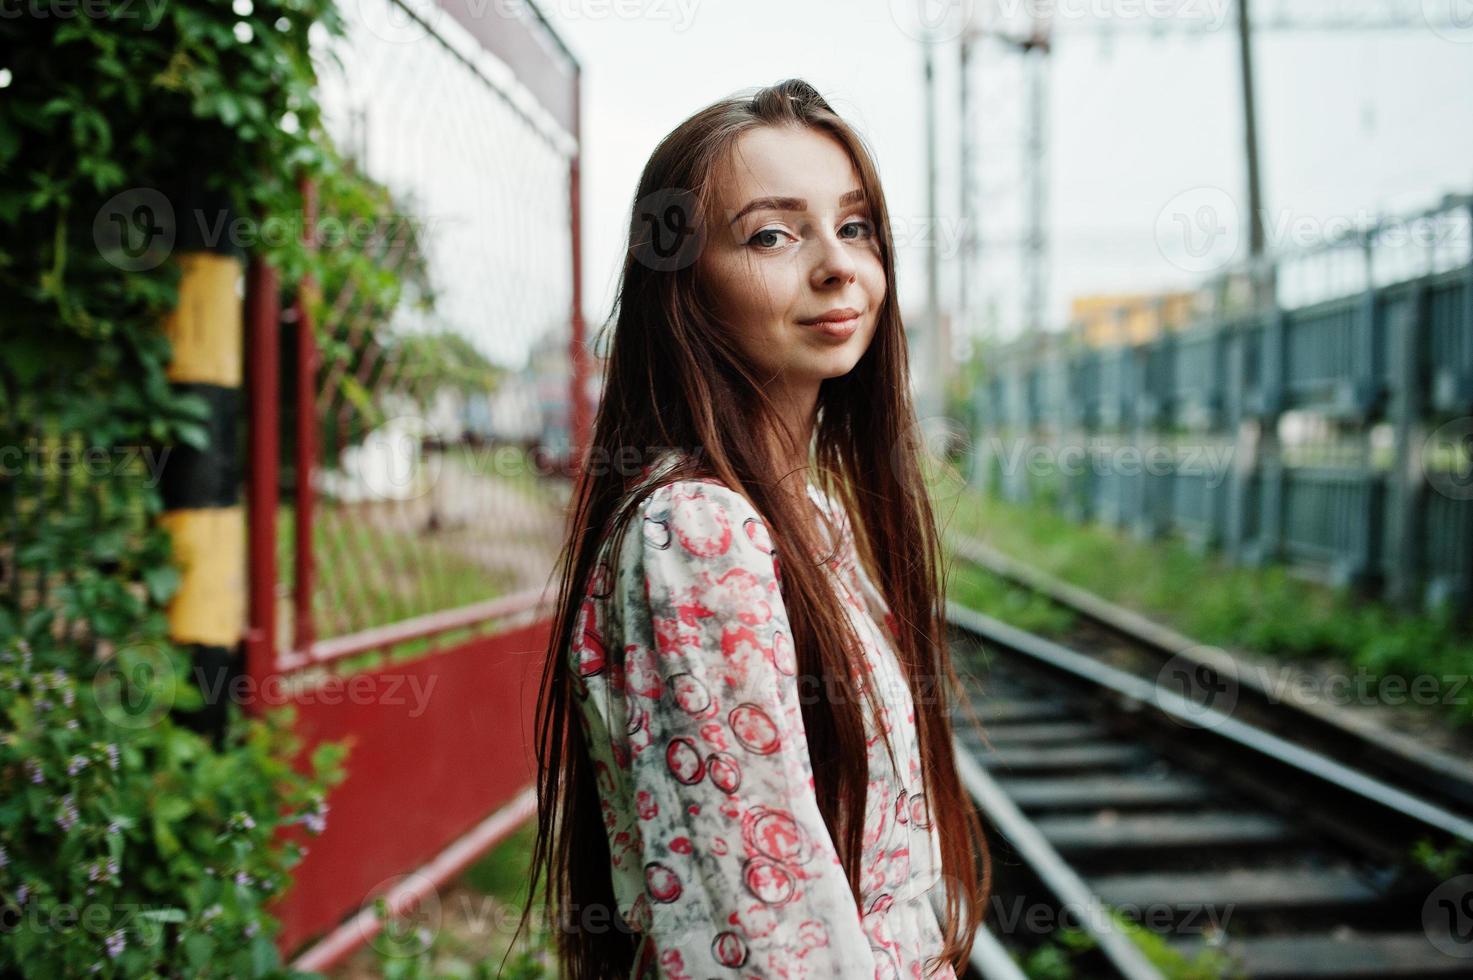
[
  {"xmin": 568, "ymin": 71, "xmax": 589, "ymax": 476},
  {"xmin": 294, "ymin": 176, "xmax": 319, "ymax": 655},
  {"xmin": 245, "ymin": 254, "xmax": 281, "ymax": 705}
]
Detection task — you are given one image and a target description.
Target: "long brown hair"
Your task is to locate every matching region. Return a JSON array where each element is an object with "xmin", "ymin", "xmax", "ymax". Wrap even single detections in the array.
[{"xmin": 511, "ymin": 77, "xmax": 989, "ymax": 978}]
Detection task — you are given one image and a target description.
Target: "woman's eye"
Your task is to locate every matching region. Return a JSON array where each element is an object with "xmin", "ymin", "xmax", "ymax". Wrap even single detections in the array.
[
  {"xmin": 747, "ymin": 220, "xmax": 873, "ymax": 250},
  {"xmin": 748, "ymin": 228, "xmax": 791, "ymax": 250}
]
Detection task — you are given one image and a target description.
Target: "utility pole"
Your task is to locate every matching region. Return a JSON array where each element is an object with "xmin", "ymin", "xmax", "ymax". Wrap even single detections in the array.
[
  {"xmin": 961, "ymin": 12, "xmax": 1052, "ymax": 344},
  {"xmin": 1236, "ymin": 0, "xmax": 1273, "ymax": 308},
  {"xmin": 922, "ymin": 21, "xmax": 943, "ymax": 419},
  {"xmin": 1021, "ymin": 24, "xmax": 1050, "ymax": 338},
  {"xmin": 959, "ymin": 23, "xmax": 975, "ymax": 349}
]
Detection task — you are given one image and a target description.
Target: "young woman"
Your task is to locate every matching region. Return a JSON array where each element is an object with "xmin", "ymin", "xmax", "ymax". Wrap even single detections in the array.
[{"xmin": 519, "ymin": 78, "xmax": 990, "ymax": 979}]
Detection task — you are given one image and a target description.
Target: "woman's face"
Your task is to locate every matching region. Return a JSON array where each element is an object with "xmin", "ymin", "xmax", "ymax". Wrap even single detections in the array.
[{"xmin": 697, "ymin": 124, "xmax": 886, "ymax": 407}]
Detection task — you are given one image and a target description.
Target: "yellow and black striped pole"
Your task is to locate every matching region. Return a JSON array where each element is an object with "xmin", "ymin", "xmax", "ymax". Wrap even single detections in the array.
[{"xmin": 157, "ymin": 186, "xmax": 248, "ymax": 743}]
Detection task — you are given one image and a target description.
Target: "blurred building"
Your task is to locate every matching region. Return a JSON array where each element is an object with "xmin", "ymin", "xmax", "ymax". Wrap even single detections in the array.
[{"xmin": 1068, "ymin": 290, "xmax": 1197, "ymax": 348}]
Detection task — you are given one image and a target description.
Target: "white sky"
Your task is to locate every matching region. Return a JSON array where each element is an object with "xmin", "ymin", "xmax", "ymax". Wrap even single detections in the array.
[{"xmin": 537, "ymin": 0, "xmax": 1473, "ymax": 353}]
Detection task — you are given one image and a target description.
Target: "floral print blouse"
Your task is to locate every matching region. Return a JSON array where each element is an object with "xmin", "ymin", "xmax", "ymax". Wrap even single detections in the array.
[{"xmin": 568, "ymin": 474, "xmax": 955, "ymax": 980}]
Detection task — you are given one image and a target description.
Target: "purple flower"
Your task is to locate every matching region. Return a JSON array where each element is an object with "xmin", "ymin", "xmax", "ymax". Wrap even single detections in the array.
[
  {"xmin": 0, "ymin": 845, "xmax": 8, "ymax": 869},
  {"xmin": 56, "ymin": 794, "xmax": 79, "ymax": 832},
  {"xmin": 26, "ymin": 760, "xmax": 44, "ymax": 785},
  {"xmin": 105, "ymin": 929, "xmax": 126, "ymax": 959},
  {"xmin": 86, "ymin": 859, "xmax": 120, "ymax": 882},
  {"xmin": 107, "ymin": 820, "xmax": 123, "ymax": 836},
  {"xmin": 15, "ymin": 884, "xmax": 29, "ymax": 904},
  {"xmin": 68, "ymin": 755, "xmax": 89, "ymax": 777},
  {"xmin": 299, "ymin": 798, "xmax": 330, "ymax": 834},
  {"xmin": 244, "ymin": 921, "xmax": 260, "ymax": 938},
  {"xmin": 234, "ymin": 871, "xmax": 253, "ymax": 888},
  {"xmin": 105, "ymin": 744, "xmax": 119, "ymax": 770}
]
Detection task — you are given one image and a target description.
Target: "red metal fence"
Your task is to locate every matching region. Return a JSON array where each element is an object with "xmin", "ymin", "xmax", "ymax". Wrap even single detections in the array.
[{"xmin": 243, "ymin": 0, "xmax": 585, "ymax": 965}]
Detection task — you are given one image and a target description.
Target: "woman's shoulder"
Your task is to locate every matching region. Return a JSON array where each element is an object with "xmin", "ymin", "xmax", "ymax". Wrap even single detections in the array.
[
  {"xmin": 635, "ymin": 475, "xmax": 758, "ymax": 519},
  {"xmin": 629, "ymin": 478, "xmax": 774, "ymax": 562},
  {"xmin": 596, "ymin": 475, "xmax": 769, "ymax": 572}
]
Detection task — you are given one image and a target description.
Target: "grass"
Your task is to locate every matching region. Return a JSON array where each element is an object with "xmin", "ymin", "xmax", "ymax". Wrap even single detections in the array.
[
  {"xmin": 339, "ymin": 819, "xmax": 556, "ymax": 980},
  {"xmin": 278, "ymin": 504, "xmax": 513, "ymax": 634},
  {"xmin": 1013, "ymin": 913, "xmax": 1242, "ymax": 979},
  {"xmin": 940, "ymin": 481, "xmax": 1473, "ymax": 728},
  {"xmin": 946, "ymin": 559, "xmax": 1078, "ymax": 636},
  {"xmin": 460, "ymin": 818, "xmax": 541, "ymax": 909}
]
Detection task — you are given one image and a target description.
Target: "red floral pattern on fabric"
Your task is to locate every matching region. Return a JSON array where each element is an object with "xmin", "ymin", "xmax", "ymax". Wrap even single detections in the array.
[{"xmin": 569, "ymin": 476, "xmax": 955, "ymax": 979}]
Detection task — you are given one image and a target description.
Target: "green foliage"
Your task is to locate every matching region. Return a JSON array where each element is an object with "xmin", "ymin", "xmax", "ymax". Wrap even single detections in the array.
[
  {"xmin": 0, "ymin": 633, "xmax": 347, "ymax": 978},
  {"xmin": 0, "ymin": 2, "xmax": 410, "ymax": 977},
  {"xmin": 364, "ymin": 893, "xmax": 555, "ymax": 980},
  {"xmin": 947, "ymin": 563, "xmax": 1076, "ymax": 637},
  {"xmin": 374, "ymin": 933, "xmax": 557, "ymax": 980},
  {"xmin": 358, "ymin": 822, "xmax": 555, "ymax": 979},
  {"xmin": 394, "ymin": 332, "xmax": 507, "ymax": 400},
  {"xmin": 1016, "ymin": 926, "xmax": 1094, "ymax": 980},
  {"xmin": 1, "ymin": 0, "xmax": 347, "ymax": 316},
  {"xmin": 1411, "ymin": 838, "xmax": 1473, "ymax": 880},
  {"xmin": 1013, "ymin": 916, "xmax": 1240, "ymax": 980},
  {"xmin": 1105, "ymin": 912, "xmax": 1241, "ymax": 980},
  {"xmin": 946, "ymin": 488, "xmax": 1473, "ymax": 727},
  {"xmin": 459, "ymin": 819, "xmax": 539, "ymax": 907}
]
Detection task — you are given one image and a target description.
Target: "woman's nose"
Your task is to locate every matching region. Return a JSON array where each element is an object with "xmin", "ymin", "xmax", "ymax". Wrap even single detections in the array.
[{"xmin": 810, "ymin": 232, "xmax": 859, "ymax": 286}]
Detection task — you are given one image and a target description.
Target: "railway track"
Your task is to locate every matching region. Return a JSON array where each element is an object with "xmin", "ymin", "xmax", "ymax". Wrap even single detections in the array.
[
  {"xmin": 947, "ymin": 535, "xmax": 1473, "ymax": 815},
  {"xmin": 946, "ymin": 604, "xmax": 1473, "ymax": 980}
]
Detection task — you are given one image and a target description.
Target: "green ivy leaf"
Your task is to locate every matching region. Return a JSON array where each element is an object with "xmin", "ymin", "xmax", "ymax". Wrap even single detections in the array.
[
  {"xmin": 173, "ymin": 422, "xmax": 211, "ymax": 452},
  {"xmin": 143, "ymin": 564, "xmax": 182, "ymax": 604},
  {"xmin": 250, "ymin": 934, "xmax": 280, "ymax": 974},
  {"xmin": 152, "ymin": 815, "xmax": 181, "ymax": 857},
  {"xmin": 183, "ymin": 933, "xmax": 215, "ymax": 969}
]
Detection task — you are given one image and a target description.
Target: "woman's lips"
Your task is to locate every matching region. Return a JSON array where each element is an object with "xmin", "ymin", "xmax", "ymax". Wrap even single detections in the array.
[{"xmin": 801, "ymin": 314, "xmax": 860, "ymax": 339}]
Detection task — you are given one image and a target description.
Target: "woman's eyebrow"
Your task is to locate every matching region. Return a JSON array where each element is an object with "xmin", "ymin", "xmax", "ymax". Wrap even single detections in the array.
[{"xmin": 728, "ymin": 188, "xmax": 867, "ymax": 225}]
